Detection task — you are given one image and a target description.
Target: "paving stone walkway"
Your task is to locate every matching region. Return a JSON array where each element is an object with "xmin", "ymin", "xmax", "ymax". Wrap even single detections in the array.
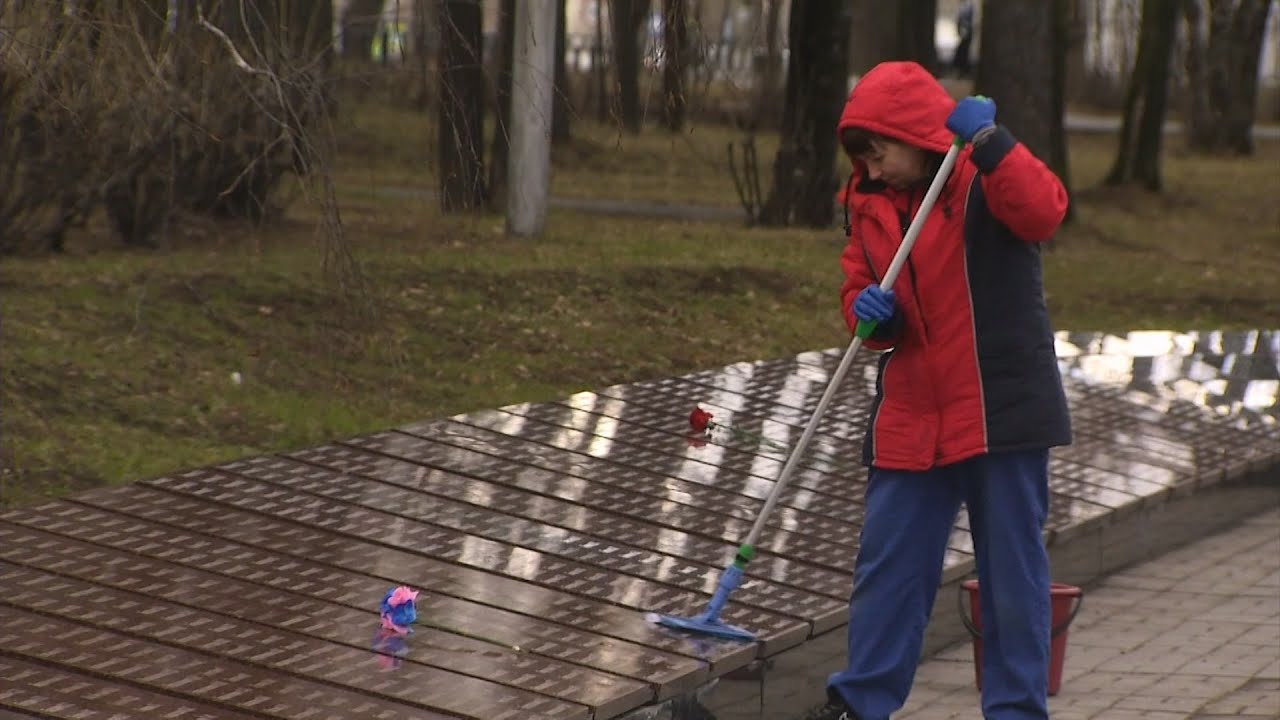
[{"xmin": 895, "ymin": 507, "xmax": 1280, "ymax": 719}]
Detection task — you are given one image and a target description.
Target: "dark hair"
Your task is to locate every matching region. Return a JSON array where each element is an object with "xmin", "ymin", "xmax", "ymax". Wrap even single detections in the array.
[{"xmin": 840, "ymin": 127, "xmax": 884, "ymax": 158}]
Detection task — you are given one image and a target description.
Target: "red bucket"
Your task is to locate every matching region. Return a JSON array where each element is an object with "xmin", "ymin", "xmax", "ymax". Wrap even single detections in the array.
[{"xmin": 958, "ymin": 580, "xmax": 1083, "ymax": 696}]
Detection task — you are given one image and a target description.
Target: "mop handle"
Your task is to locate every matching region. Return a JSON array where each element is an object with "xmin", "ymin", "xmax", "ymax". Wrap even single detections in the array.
[{"xmin": 739, "ymin": 137, "xmax": 965, "ymax": 552}]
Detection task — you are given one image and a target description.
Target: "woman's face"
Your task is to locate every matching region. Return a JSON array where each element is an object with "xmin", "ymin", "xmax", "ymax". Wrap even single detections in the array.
[{"xmin": 859, "ymin": 138, "xmax": 930, "ymax": 190}]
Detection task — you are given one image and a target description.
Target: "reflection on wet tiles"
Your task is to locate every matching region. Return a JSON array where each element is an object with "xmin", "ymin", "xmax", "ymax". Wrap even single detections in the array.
[
  {"xmin": 250, "ymin": 451, "xmax": 859, "ymax": 581},
  {"xmin": 140, "ymin": 468, "xmax": 847, "ymax": 624},
  {"xmin": 390, "ymin": 422, "xmax": 862, "ymax": 547},
  {"xmin": 434, "ymin": 414, "xmax": 864, "ymax": 523},
  {"xmin": 481, "ymin": 404, "xmax": 862, "ymax": 503},
  {"xmin": 1057, "ymin": 330, "xmax": 1280, "ymax": 430},
  {"xmin": 575, "ymin": 385, "xmax": 865, "ymax": 475}
]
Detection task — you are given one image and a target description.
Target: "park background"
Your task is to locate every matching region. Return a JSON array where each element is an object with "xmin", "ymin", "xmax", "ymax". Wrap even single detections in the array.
[{"xmin": 1, "ymin": 0, "xmax": 1277, "ymax": 506}]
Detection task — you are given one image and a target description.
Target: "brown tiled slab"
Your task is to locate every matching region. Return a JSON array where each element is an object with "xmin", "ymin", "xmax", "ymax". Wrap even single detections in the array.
[
  {"xmin": 369, "ymin": 421, "xmax": 863, "ymax": 546},
  {"xmin": 0, "ymin": 522, "xmax": 670, "ymax": 708},
  {"xmin": 0, "ymin": 562, "xmax": 591, "ymax": 719},
  {"xmin": 636, "ymin": 373, "xmax": 871, "ymax": 441},
  {"xmin": 220, "ymin": 454, "xmax": 853, "ymax": 598},
  {"xmin": 1, "ymin": 330, "xmax": 1274, "ymax": 720},
  {"xmin": 300, "ymin": 438, "xmax": 862, "ymax": 571},
  {"xmin": 410, "ymin": 416, "xmax": 861, "ymax": 524},
  {"xmin": 141, "ymin": 467, "xmax": 847, "ymax": 629},
  {"xmin": 1075, "ymin": 400, "xmax": 1275, "ymax": 461},
  {"xmin": 1055, "ymin": 435, "xmax": 1192, "ymax": 486},
  {"xmin": 493, "ymin": 401, "xmax": 860, "ymax": 500},
  {"xmin": 0, "ymin": 605, "xmax": 462, "ymax": 719},
  {"xmin": 5, "ymin": 490, "xmax": 780, "ymax": 666},
  {"xmin": 1045, "ymin": 458, "xmax": 1149, "ymax": 509},
  {"xmin": 449, "ymin": 408, "xmax": 860, "ymax": 508},
  {"xmin": 0, "ymin": 519, "xmax": 722, "ymax": 700},
  {"xmin": 550, "ymin": 391, "xmax": 862, "ymax": 476},
  {"xmin": 0, "ymin": 654, "xmax": 261, "ymax": 720},
  {"xmin": 581, "ymin": 381, "xmax": 864, "ymax": 454}
]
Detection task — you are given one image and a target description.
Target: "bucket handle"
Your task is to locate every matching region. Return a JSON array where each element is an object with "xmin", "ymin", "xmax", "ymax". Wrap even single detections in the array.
[{"xmin": 957, "ymin": 584, "xmax": 1083, "ymax": 640}]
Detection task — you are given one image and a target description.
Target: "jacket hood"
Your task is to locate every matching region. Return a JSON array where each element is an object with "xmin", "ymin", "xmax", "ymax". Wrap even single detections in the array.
[{"xmin": 837, "ymin": 61, "xmax": 956, "ymax": 155}]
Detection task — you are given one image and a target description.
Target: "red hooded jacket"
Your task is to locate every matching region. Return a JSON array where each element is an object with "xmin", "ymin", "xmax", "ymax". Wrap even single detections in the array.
[{"xmin": 837, "ymin": 61, "xmax": 1072, "ymax": 471}]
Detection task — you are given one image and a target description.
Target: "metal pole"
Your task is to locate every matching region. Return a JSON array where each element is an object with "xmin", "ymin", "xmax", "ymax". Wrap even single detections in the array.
[{"xmin": 506, "ymin": 0, "xmax": 557, "ymax": 237}]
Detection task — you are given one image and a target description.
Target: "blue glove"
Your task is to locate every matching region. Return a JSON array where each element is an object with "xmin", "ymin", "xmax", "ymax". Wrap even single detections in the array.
[
  {"xmin": 946, "ymin": 96, "xmax": 997, "ymax": 142},
  {"xmin": 853, "ymin": 285, "xmax": 896, "ymax": 324}
]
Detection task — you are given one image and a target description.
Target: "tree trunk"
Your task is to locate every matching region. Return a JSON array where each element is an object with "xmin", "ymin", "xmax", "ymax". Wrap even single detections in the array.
[
  {"xmin": 979, "ymin": 0, "xmax": 1077, "ymax": 223},
  {"xmin": 1063, "ymin": 0, "xmax": 1088, "ymax": 101},
  {"xmin": 413, "ymin": 0, "xmax": 434, "ymax": 108},
  {"xmin": 438, "ymin": 0, "xmax": 486, "ymax": 211},
  {"xmin": 849, "ymin": 0, "xmax": 899, "ymax": 75},
  {"xmin": 1185, "ymin": 0, "xmax": 1272, "ymax": 155},
  {"xmin": 488, "ymin": 0, "xmax": 516, "ymax": 208},
  {"xmin": 848, "ymin": 0, "xmax": 938, "ymax": 75},
  {"xmin": 1183, "ymin": 0, "xmax": 1214, "ymax": 146},
  {"xmin": 593, "ymin": 0, "xmax": 608, "ymax": 122},
  {"xmin": 897, "ymin": 0, "xmax": 939, "ymax": 73},
  {"xmin": 759, "ymin": 0, "xmax": 852, "ymax": 228},
  {"xmin": 977, "ymin": 1, "xmax": 1057, "ymax": 166},
  {"xmin": 753, "ymin": 0, "xmax": 785, "ymax": 130},
  {"xmin": 341, "ymin": 0, "xmax": 384, "ymax": 60},
  {"xmin": 285, "ymin": 0, "xmax": 335, "ymax": 67},
  {"xmin": 1106, "ymin": 0, "xmax": 1180, "ymax": 191},
  {"xmin": 611, "ymin": 0, "xmax": 648, "ymax": 133},
  {"xmin": 552, "ymin": 0, "xmax": 572, "ymax": 144},
  {"xmin": 661, "ymin": 0, "xmax": 688, "ymax": 131}
]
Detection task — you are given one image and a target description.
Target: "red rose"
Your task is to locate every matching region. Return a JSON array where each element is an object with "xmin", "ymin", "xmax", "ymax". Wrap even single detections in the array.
[{"xmin": 689, "ymin": 407, "xmax": 714, "ymax": 433}]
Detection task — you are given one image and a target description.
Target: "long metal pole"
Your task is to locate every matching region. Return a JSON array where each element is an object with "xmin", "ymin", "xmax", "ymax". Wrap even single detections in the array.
[
  {"xmin": 506, "ymin": 0, "xmax": 557, "ymax": 237},
  {"xmin": 741, "ymin": 140, "xmax": 965, "ymax": 550}
]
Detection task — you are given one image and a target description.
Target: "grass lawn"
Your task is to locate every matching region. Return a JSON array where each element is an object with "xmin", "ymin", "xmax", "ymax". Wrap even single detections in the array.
[{"xmin": 2, "ymin": 100, "xmax": 1278, "ymax": 507}]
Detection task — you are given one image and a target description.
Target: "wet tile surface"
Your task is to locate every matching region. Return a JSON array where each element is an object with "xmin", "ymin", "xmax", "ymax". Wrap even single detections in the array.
[{"xmin": 2, "ymin": 330, "xmax": 1276, "ymax": 719}]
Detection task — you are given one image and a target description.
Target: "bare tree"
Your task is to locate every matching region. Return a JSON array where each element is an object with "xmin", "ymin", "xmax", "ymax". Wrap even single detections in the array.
[
  {"xmin": 0, "ymin": 0, "xmax": 368, "ymax": 301},
  {"xmin": 977, "ymin": 0, "xmax": 1073, "ymax": 217},
  {"xmin": 341, "ymin": 0, "xmax": 385, "ymax": 60},
  {"xmin": 0, "ymin": 0, "xmax": 336, "ymax": 253},
  {"xmin": 553, "ymin": 0, "xmax": 573, "ymax": 143},
  {"xmin": 848, "ymin": 0, "xmax": 938, "ymax": 75},
  {"xmin": 592, "ymin": 0, "xmax": 609, "ymax": 122},
  {"xmin": 898, "ymin": 0, "xmax": 939, "ymax": 72},
  {"xmin": 753, "ymin": 0, "xmax": 785, "ymax": 128},
  {"xmin": 661, "ymin": 0, "xmax": 689, "ymax": 131},
  {"xmin": 1106, "ymin": 0, "xmax": 1180, "ymax": 190},
  {"xmin": 488, "ymin": 0, "xmax": 516, "ymax": 208},
  {"xmin": 759, "ymin": 0, "xmax": 851, "ymax": 228},
  {"xmin": 610, "ymin": 0, "xmax": 648, "ymax": 133},
  {"xmin": 848, "ymin": 1, "xmax": 897, "ymax": 75},
  {"xmin": 1064, "ymin": 0, "xmax": 1089, "ymax": 97},
  {"xmin": 438, "ymin": 0, "xmax": 486, "ymax": 211},
  {"xmin": 1183, "ymin": 0, "xmax": 1273, "ymax": 155}
]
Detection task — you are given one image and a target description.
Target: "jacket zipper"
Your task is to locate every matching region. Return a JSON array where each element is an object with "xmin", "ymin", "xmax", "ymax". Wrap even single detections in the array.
[
  {"xmin": 898, "ymin": 189, "xmax": 931, "ymax": 344},
  {"xmin": 906, "ymin": 258, "xmax": 930, "ymax": 343}
]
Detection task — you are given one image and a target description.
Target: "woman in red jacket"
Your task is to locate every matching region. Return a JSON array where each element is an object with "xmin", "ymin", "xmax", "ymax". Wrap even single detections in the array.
[{"xmin": 808, "ymin": 61, "xmax": 1072, "ymax": 720}]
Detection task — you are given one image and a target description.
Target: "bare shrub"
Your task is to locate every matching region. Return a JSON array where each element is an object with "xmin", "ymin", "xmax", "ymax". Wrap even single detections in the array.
[{"xmin": 0, "ymin": 0, "xmax": 334, "ymax": 253}]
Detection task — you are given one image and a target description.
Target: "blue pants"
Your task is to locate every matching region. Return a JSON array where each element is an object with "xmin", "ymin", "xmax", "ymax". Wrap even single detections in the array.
[{"xmin": 827, "ymin": 449, "xmax": 1051, "ymax": 720}]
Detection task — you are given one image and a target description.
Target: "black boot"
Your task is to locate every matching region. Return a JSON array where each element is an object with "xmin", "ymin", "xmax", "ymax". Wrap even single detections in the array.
[{"xmin": 798, "ymin": 699, "xmax": 858, "ymax": 720}]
